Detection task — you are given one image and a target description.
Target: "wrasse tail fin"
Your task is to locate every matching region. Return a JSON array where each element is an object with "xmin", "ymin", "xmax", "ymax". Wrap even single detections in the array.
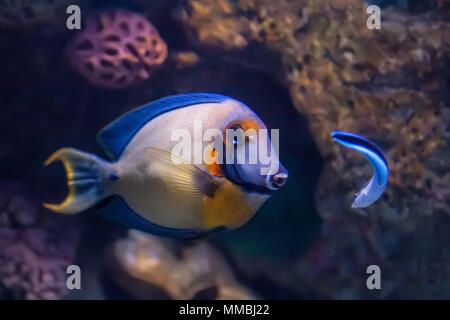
[{"xmin": 43, "ymin": 148, "xmax": 113, "ymax": 214}]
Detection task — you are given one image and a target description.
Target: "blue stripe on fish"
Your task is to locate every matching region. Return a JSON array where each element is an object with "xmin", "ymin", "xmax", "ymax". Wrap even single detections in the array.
[
  {"xmin": 97, "ymin": 93, "xmax": 230, "ymax": 160},
  {"xmin": 331, "ymin": 131, "xmax": 389, "ymax": 208}
]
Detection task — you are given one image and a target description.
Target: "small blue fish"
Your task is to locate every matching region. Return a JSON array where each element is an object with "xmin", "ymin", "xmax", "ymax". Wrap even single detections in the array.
[
  {"xmin": 331, "ymin": 131, "xmax": 389, "ymax": 208},
  {"xmin": 44, "ymin": 93, "xmax": 288, "ymax": 238}
]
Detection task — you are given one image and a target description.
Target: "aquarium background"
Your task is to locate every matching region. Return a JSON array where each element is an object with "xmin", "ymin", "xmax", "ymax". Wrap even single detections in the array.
[{"xmin": 0, "ymin": 0, "xmax": 449, "ymax": 300}]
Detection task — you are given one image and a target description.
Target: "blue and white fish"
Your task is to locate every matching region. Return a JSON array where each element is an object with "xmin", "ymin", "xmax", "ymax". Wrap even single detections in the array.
[
  {"xmin": 44, "ymin": 93, "xmax": 288, "ymax": 238},
  {"xmin": 331, "ymin": 131, "xmax": 389, "ymax": 208}
]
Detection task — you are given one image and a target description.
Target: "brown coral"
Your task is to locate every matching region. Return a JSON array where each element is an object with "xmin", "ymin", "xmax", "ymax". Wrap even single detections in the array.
[
  {"xmin": 66, "ymin": 9, "xmax": 168, "ymax": 89},
  {"xmin": 180, "ymin": 0, "xmax": 450, "ymax": 218},
  {"xmin": 180, "ymin": 0, "xmax": 450, "ymax": 215},
  {"xmin": 177, "ymin": 0, "xmax": 450, "ymax": 298},
  {"xmin": 110, "ymin": 230, "xmax": 255, "ymax": 300}
]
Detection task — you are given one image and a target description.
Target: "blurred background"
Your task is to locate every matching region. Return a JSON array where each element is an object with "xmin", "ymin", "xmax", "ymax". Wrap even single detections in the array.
[{"xmin": 0, "ymin": 0, "xmax": 449, "ymax": 300}]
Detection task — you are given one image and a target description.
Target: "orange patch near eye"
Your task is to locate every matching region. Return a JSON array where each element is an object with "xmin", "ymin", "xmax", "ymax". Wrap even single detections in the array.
[
  {"xmin": 225, "ymin": 119, "xmax": 260, "ymax": 132},
  {"xmin": 205, "ymin": 148, "xmax": 223, "ymax": 177},
  {"xmin": 224, "ymin": 119, "xmax": 261, "ymax": 146},
  {"xmin": 224, "ymin": 119, "xmax": 261, "ymax": 147},
  {"xmin": 240, "ymin": 119, "xmax": 260, "ymax": 131}
]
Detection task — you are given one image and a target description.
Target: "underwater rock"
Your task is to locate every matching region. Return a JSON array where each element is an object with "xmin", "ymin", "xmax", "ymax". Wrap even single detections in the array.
[
  {"xmin": 66, "ymin": 9, "xmax": 168, "ymax": 89},
  {"xmin": 173, "ymin": 51, "xmax": 201, "ymax": 69},
  {"xmin": 177, "ymin": 0, "xmax": 450, "ymax": 298},
  {"xmin": 0, "ymin": 182, "xmax": 80, "ymax": 300},
  {"xmin": 180, "ymin": 0, "xmax": 450, "ymax": 216},
  {"xmin": 367, "ymin": 0, "xmax": 448, "ymax": 14},
  {"xmin": 110, "ymin": 230, "xmax": 255, "ymax": 300}
]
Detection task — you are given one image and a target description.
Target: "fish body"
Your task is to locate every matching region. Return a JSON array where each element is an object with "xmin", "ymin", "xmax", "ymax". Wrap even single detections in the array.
[
  {"xmin": 45, "ymin": 94, "xmax": 288, "ymax": 238},
  {"xmin": 331, "ymin": 131, "xmax": 389, "ymax": 208}
]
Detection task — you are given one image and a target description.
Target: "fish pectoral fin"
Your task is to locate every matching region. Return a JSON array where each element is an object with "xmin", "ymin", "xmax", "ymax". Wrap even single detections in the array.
[{"xmin": 145, "ymin": 147, "xmax": 220, "ymax": 200}]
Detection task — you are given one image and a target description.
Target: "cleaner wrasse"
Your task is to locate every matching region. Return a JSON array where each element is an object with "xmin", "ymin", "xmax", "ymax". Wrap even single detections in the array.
[{"xmin": 332, "ymin": 131, "xmax": 389, "ymax": 208}]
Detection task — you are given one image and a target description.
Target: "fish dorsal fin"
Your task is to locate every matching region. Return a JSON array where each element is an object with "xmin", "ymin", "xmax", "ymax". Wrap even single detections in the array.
[
  {"xmin": 146, "ymin": 147, "xmax": 220, "ymax": 200},
  {"xmin": 97, "ymin": 93, "xmax": 230, "ymax": 160}
]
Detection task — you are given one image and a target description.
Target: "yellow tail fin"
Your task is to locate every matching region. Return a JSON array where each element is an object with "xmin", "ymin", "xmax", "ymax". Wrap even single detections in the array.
[{"xmin": 44, "ymin": 148, "xmax": 112, "ymax": 214}]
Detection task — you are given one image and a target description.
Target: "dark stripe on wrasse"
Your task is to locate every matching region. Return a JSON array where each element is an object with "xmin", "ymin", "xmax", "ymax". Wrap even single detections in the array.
[
  {"xmin": 332, "ymin": 131, "xmax": 387, "ymax": 165},
  {"xmin": 108, "ymin": 174, "xmax": 119, "ymax": 181}
]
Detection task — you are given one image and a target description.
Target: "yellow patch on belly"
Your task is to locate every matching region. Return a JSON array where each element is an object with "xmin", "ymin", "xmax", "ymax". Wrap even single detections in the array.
[{"xmin": 202, "ymin": 181, "xmax": 262, "ymax": 230}]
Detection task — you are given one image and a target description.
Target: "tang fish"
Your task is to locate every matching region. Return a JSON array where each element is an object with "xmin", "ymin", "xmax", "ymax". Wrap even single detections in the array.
[
  {"xmin": 45, "ymin": 93, "xmax": 288, "ymax": 238},
  {"xmin": 331, "ymin": 131, "xmax": 389, "ymax": 208}
]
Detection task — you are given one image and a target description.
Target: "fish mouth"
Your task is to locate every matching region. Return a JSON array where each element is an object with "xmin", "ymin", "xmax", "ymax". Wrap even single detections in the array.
[
  {"xmin": 221, "ymin": 163, "xmax": 274, "ymax": 195},
  {"xmin": 266, "ymin": 172, "xmax": 288, "ymax": 190}
]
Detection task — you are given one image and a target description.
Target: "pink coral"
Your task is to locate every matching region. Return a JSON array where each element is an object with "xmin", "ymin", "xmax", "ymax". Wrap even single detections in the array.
[
  {"xmin": 0, "ymin": 229, "xmax": 72, "ymax": 300},
  {"xmin": 0, "ymin": 183, "xmax": 80, "ymax": 300},
  {"xmin": 66, "ymin": 9, "xmax": 168, "ymax": 89}
]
